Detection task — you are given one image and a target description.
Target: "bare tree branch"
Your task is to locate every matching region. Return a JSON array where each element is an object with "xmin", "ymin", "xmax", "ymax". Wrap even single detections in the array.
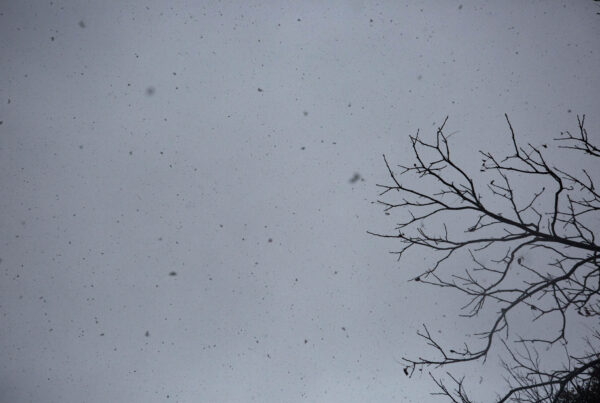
[{"xmin": 373, "ymin": 115, "xmax": 600, "ymax": 402}]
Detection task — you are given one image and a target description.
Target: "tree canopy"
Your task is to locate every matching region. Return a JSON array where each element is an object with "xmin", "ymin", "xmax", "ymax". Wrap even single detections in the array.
[{"xmin": 371, "ymin": 115, "xmax": 600, "ymax": 402}]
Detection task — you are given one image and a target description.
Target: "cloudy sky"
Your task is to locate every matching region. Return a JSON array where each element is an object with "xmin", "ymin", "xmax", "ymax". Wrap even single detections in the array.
[{"xmin": 1, "ymin": 1, "xmax": 599, "ymax": 402}]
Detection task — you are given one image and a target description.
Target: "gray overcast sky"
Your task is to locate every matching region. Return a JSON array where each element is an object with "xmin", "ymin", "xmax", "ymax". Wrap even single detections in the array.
[{"xmin": 1, "ymin": 1, "xmax": 599, "ymax": 402}]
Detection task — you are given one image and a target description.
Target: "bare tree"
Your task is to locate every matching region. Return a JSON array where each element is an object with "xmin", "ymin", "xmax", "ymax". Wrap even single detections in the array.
[{"xmin": 370, "ymin": 115, "xmax": 600, "ymax": 402}]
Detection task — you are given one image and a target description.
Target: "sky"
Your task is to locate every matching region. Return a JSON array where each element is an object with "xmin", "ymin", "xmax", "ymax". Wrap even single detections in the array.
[{"xmin": 0, "ymin": 1, "xmax": 599, "ymax": 402}]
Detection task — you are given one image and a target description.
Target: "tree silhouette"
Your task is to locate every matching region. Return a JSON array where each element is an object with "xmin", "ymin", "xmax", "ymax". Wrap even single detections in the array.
[{"xmin": 370, "ymin": 115, "xmax": 600, "ymax": 402}]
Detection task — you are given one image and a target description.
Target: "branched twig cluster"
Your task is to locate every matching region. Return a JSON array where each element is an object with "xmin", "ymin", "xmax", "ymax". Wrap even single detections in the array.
[{"xmin": 370, "ymin": 115, "xmax": 600, "ymax": 402}]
